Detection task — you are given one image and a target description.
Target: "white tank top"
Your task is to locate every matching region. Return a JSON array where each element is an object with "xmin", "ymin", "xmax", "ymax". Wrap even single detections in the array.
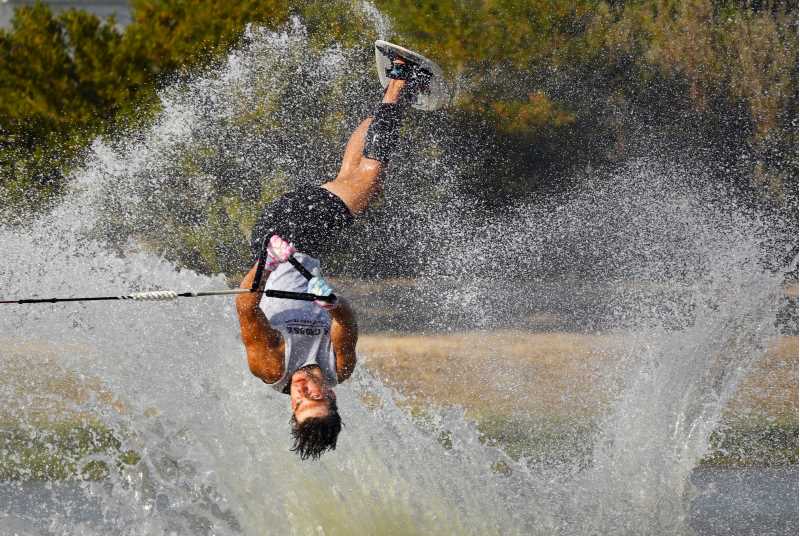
[{"xmin": 258, "ymin": 254, "xmax": 338, "ymax": 394}]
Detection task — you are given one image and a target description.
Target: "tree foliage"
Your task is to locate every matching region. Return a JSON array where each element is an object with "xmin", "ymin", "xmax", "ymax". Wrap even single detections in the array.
[
  {"xmin": 376, "ymin": 0, "xmax": 797, "ymax": 201},
  {"xmin": 0, "ymin": 5, "xmax": 128, "ymax": 210},
  {"xmin": 0, "ymin": 0, "xmax": 376, "ymax": 216},
  {"xmin": 0, "ymin": 0, "xmax": 796, "ymax": 275}
]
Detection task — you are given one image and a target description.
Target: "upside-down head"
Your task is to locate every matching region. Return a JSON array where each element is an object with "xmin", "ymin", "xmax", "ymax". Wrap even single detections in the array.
[{"xmin": 289, "ymin": 366, "xmax": 342, "ymax": 460}]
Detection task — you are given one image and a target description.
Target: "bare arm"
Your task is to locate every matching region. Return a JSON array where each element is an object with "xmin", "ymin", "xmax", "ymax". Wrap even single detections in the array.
[
  {"xmin": 329, "ymin": 297, "xmax": 358, "ymax": 383},
  {"xmin": 235, "ymin": 263, "xmax": 285, "ymax": 383}
]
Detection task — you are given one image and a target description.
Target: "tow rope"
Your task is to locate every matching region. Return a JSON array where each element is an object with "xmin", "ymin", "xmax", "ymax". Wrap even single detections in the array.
[
  {"xmin": 0, "ymin": 287, "xmax": 335, "ymax": 305},
  {"xmin": 2, "ymin": 247, "xmax": 336, "ymax": 306}
]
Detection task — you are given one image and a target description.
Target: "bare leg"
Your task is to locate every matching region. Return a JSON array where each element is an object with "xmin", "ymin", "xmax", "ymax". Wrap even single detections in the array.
[
  {"xmin": 322, "ymin": 78, "xmax": 407, "ymax": 215},
  {"xmin": 331, "ymin": 119, "xmax": 373, "ymax": 183}
]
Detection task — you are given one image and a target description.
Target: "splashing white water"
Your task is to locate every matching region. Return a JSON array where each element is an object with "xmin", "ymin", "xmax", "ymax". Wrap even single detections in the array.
[{"xmin": 0, "ymin": 14, "xmax": 791, "ymax": 536}]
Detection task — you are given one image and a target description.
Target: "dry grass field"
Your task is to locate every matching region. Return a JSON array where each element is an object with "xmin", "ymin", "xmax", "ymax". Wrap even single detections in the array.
[
  {"xmin": 359, "ymin": 331, "xmax": 798, "ymax": 425},
  {"xmin": 0, "ymin": 332, "xmax": 795, "ymax": 477}
]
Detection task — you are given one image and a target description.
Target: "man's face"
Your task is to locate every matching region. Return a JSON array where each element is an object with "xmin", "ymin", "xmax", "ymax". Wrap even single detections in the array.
[{"xmin": 290, "ymin": 367, "xmax": 336, "ymax": 424}]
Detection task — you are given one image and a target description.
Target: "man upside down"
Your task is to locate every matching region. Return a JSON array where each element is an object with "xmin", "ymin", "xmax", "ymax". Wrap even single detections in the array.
[{"xmin": 236, "ymin": 48, "xmax": 437, "ymax": 460}]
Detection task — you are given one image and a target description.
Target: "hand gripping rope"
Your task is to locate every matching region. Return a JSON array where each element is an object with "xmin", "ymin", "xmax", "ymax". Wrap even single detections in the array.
[{"xmin": 249, "ymin": 234, "xmax": 336, "ymax": 300}]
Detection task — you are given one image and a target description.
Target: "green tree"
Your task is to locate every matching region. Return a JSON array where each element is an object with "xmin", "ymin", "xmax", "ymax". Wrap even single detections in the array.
[
  {"xmin": 376, "ymin": 0, "xmax": 797, "ymax": 203},
  {"xmin": 123, "ymin": 0, "xmax": 291, "ymax": 76},
  {"xmin": 0, "ymin": 4, "xmax": 148, "ymax": 214}
]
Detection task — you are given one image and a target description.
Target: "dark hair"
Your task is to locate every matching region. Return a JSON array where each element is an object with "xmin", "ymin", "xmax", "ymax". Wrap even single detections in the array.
[{"xmin": 290, "ymin": 398, "xmax": 342, "ymax": 460}]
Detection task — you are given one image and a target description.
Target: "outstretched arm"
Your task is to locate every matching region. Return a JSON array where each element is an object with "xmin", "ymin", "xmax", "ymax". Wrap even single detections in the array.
[
  {"xmin": 329, "ymin": 297, "xmax": 358, "ymax": 383},
  {"xmin": 235, "ymin": 263, "xmax": 285, "ymax": 383}
]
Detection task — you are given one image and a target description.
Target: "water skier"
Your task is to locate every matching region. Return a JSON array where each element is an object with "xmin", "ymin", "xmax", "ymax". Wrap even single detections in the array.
[{"xmin": 235, "ymin": 43, "xmax": 445, "ymax": 460}]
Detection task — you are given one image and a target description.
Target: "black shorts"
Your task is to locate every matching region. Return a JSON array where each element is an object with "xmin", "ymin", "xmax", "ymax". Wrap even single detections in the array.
[{"xmin": 250, "ymin": 187, "xmax": 354, "ymax": 261}]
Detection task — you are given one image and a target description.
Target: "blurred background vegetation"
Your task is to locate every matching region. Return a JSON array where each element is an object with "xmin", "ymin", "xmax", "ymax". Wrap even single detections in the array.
[{"xmin": 0, "ymin": 0, "xmax": 796, "ymax": 277}]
